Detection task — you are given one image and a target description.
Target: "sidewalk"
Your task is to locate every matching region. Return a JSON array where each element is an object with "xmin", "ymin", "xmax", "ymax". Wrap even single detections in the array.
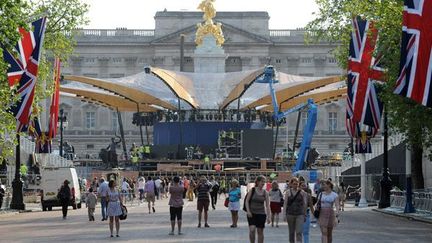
[{"xmin": 373, "ymin": 207, "xmax": 432, "ymax": 224}]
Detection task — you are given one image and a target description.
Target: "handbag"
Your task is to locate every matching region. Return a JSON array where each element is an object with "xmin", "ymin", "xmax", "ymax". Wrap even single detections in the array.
[
  {"xmin": 119, "ymin": 204, "xmax": 128, "ymax": 220},
  {"xmin": 313, "ymin": 193, "xmax": 322, "ymax": 218},
  {"xmin": 224, "ymin": 197, "xmax": 229, "ymax": 208}
]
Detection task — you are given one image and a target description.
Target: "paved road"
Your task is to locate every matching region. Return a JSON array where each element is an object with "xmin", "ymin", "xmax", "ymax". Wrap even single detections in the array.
[{"xmin": 0, "ymin": 198, "xmax": 431, "ymax": 243}]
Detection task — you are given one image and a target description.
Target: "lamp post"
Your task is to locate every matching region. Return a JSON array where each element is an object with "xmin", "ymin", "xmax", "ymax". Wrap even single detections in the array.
[
  {"xmin": 10, "ymin": 133, "xmax": 25, "ymax": 210},
  {"xmin": 379, "ymin": 111, "xmax": 392, "ymax": 208},
  {"xmin": 58, "ymin": 109, "xmax": 67, "ymax": 157}
]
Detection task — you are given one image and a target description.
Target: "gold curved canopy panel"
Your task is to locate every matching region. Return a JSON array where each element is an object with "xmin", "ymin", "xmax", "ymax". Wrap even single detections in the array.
[
  {"xmin": 63, "ymin": 75, "xmax": 177, "ymax": 110},
  {"xmin": 245, "ymin": 76, "xmax": 343, "ymax": 109},
  {"xmin": 220, "ymin": 69, "xmax": 265, "ymax": 110},
  {"xmin": 60, "ymin": 87, "xmax": 157, "ymax": 112},
  {"xmin": 261, "ymin": 88, "xmax": 347, "ymax": 112},
  {"xmin": 150, "ymin": 67, "xmax": 199, "ymax": 108}
]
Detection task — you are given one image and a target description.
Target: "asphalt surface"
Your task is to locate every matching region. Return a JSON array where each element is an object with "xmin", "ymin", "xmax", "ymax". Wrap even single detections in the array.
[{"xmin": 0, "ymin": 198, "xmax": 431, "ymax": 243}]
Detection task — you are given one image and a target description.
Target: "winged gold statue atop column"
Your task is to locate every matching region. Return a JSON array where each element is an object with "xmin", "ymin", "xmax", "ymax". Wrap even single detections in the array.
[{"xmin": 195, "ymin": 0, "xmax": 225, "ymax": 46}]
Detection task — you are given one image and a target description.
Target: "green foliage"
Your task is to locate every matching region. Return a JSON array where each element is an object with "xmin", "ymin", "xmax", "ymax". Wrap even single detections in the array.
[
  {"xmin": 0, "ymin": 0, "xmax": 89, "ymax": 162},
  {"xmin": 306, "ymin": 0, "xmax": 432, "ymax": 157}
]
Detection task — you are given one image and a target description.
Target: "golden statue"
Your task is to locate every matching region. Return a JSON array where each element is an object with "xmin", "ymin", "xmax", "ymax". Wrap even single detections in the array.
[{"xmin": 195, "ymin": 0, "xmax": 225, "ymax": 46}]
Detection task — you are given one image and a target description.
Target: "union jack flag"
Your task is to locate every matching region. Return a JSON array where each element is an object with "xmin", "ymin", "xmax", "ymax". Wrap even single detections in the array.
[
  {"xmin": 394, "ymin": 0, "xmax": 432, "ymax": 107},
  {"xmin": 347, "ymin": 17, "xmax": 385, "ymax": 129},
  {"xmin": 3, "ymin": 17, "xmax": 47, "ymax": 132}
]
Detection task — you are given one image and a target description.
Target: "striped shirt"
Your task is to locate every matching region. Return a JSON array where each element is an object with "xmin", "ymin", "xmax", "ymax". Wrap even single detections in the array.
[{"xmin": 197, "ymin": 182, "xmax": 211, "ymax": 201}]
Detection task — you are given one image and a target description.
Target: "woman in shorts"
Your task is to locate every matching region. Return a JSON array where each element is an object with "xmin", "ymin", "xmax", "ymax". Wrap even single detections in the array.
[
  {"xmin": 168, "ymin": 176, "xmax": 184, "ymax": 235},
  {"xmin": 228, "ymin": 179, "xmax": 241, "ymax": 228},
  {"xmin": 245, "ymin": 175, "xmax": 271, "ymax": 243}
]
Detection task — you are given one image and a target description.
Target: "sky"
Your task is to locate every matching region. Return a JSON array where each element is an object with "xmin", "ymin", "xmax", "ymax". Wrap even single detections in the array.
[{"xmin": 84, "ymin": 0, "xmax": 319, "ymax": 29}]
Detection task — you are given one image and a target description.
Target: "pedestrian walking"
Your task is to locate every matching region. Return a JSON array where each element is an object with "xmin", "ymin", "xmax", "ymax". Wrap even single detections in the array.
[
  {"xmin": 228, "ymin": 179, "xmax": 241, "ymax": 228},
  {"xmin": 300, "ymin": 180, "xmax": 315, "ymax": 243},
  {"xmin": 98, "ymin": 177, "xmax": 109, "ymax": 221},
  {"xmin": 209, "ymin": 175, "xmax": 219, "ymax": 210},
  {"xmin": 138, "ymin": 177, "xmax": 145, "ymax": 203},
  {"xmin": 121, "ymin": 178, "xmax": 131, "ymax": 204},
  {"xmin": 107, "ymin": 179, "xmax": 123, "ymax": 238},
  {"xmin": 245, "ymin": 175, "xmax": 271, "ymax": 243},
  {"xmin": 187, "ymin": 177, "xmax": 195, "ymax": 201},
  {"xmin": 90, "ymin": 177, "xmax": 98, "ymax": 192},
  {"xmin": 219, "ymin": 176, "xmax": 227, "ymax": 198},
  {"xmin": 196, "ymin": 176, "xmax": 211, "ymax": 228},
  {"xmin": 144, "ymin": 177, "xmax": 156, "ymax": 214},
  {"xmin": 283, "ymin": 177, "xmax": 308, "ymax": 243},
  {"xmin": 86, "ymin": 187, "xmax": 97, "ymax": 221},
  {"xmin": 57, "ymin": 180, "xmax": 71, "ymax": 219},
  {"xmin": 168, "ymin": 176, "xmax": 185, "ymax": 235},
  {"xmin": 316, "ymin": 180, "xmax": 340, "ymax": 243},
  {"xmin": 269, "ymin": 181, "xmax": 283, "ymax": 227},
  {"xmin": 155, "ymin": 177, "xmax": 162, "ymax": 200},
  {"xmin": 336, "ymin": 182, "xmax": 347, "ymax": 211}
]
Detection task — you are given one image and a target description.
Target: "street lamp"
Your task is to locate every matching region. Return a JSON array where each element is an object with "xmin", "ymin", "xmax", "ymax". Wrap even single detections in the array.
[{"xmin": 58, "ymin": 109, "xmax": 68, "ymax": 157}]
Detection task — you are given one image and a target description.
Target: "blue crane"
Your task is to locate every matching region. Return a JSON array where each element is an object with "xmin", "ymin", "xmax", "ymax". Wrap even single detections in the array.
[{"xmin": 255, "ymin": 66, "xmax": 322, "ymax": 180}]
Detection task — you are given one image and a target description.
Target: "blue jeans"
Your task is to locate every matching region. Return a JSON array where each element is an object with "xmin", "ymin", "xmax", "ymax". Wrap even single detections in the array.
[
  {"xmin": 100, "ymin": 197, "xmax": 107, "ymax": 220},
  {"xmin": 303, "ymin": 211, "xmax": 311, "ymax": 243}
]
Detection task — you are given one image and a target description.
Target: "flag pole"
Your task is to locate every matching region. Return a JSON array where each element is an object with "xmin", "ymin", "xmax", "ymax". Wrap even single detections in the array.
[
  {"xmin": 10, "ymin": 133, "xmax": 25, "ymax": 210},
  {"xmin": 379, "ymin": 110, "xmax": 391, "ymax": 208}
]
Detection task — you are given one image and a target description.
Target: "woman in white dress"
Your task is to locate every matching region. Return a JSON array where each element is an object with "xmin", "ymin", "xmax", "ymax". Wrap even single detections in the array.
[{"xmin": 107, "ymin": 180, "xmax": 123, "ymax": 238}]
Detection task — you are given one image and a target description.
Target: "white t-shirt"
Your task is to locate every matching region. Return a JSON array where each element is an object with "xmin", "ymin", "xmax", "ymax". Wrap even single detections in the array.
[
  {"xmin": 138, "ymin": 180, "xmax": 145, "ymax": 190},
  {"xmin": 269, "ymin": 189, "xmax": 283, "ymax": 202},
  {"xmin": 155, "ymin": 179, "xmax": 162, "ymax": 188},
  {"xmin": 121, "ymin": 181, "xmax": 130, "ymax": 191},
  {"xmin": 320, "ymin": 191, "xmax": 338, "ymax": 208}
]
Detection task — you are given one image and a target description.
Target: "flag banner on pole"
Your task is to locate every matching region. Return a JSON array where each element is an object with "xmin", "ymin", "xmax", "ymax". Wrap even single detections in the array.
[
  {"xmin": 48, "ymin": 58, "xmax": 61, "ymax": 139},
  {"xmin": 347, "ymin": 16, "xmax": 385, "ymax": 130},
  {"xmin": 394, "ymin": 0, "xmax": 432, "ymax": 107},
  {"xmin": 3, "ymin": 17, "xmax": 47, "ymax": 132}
]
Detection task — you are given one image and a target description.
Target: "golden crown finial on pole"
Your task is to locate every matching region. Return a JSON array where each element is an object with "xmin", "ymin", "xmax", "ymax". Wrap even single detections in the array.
[{"xmin": 195, "ymin": 0, "xmax": 225, "ymax": 46}]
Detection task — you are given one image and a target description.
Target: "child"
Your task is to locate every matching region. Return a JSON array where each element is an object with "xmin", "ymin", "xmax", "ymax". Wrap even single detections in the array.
[{"xmin": 86, "ymin": 187, "xmax": 97, "ymax": 221}]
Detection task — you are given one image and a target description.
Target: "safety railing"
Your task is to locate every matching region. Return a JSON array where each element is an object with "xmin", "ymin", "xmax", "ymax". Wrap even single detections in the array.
[{"xmin": 390, "ymin": 189, "xmax": 432, "ymax": 212}]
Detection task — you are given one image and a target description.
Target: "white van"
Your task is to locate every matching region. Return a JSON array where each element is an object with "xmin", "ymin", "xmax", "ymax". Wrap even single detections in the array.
[{"xmin": 40, "ymin": 167, "xmax": 81, "ymax": 211}]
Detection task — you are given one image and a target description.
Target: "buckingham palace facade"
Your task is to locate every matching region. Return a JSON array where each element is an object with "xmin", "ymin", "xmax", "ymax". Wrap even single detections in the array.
[{"xmin": 59, "ymin": 11, "xmax": 383, "ymax": 159}]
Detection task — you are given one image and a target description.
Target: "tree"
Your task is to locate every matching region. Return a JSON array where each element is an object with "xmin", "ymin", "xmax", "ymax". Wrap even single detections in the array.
[
  {"xmin": 306, "ymin": 0, "xmax": 432, "ymax": 189},
  {"xmin": 0, "ymin": 0, "xmax": 88, "ymax": 163}
]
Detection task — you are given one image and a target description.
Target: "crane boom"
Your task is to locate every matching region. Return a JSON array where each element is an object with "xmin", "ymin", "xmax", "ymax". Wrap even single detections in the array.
[{"xmin": 256, "ymin": 65, "xmax": 318, "ymax": 172}]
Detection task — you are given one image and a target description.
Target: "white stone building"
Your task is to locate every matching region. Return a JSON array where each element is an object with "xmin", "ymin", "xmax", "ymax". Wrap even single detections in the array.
[{"xmin": 59, "ymin": 11, "xmax": 381, "ymax": 159}]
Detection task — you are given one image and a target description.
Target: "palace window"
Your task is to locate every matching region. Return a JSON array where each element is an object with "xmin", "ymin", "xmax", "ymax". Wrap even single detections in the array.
[
  {"xmin": 113, "ymin": 58, "xmax": 122, "ymax": 63},
  {"xmin": 275, "ymin": 59, "xmax": 282, "ymax": 64},
  {"xmin": 301, "ymin": 58, "xmax": 312, "ymax": 63},
  {"xmin": 85, "ymin": 111, "xmax": 96, "ymax": 129},
  {"xmin": 328, "ymin": 112, "xmax": 338, "ymax": 133},
  {"xmin": 85, "ymin": 58, "xmax": 95, "ymax": 63},
  {"xmin": 328, "ymin": 57, "xmax": 337, "ymax": 64}
]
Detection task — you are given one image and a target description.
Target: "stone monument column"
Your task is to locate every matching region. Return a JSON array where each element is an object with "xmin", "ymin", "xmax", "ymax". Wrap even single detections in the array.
[
  {"xmin": 193, "ymin": 0, "xmax": 227, "ymax": 73},
  {"xmin": 193, "ymin": 35, "xmax": 227, "ymax": 73}
]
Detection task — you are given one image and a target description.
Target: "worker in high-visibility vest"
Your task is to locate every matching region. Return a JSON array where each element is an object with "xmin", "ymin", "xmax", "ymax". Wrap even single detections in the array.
[
  {"xmin": 130, "ymin": 143, "xmax": 139, "ymax": 164},
  {"xmin": 203, "ymin": 155, "xmax": 210, "ymax": 170},
  {"xmin": 144, "ymin": 145, "xmax": 151, "ymax": 159}
]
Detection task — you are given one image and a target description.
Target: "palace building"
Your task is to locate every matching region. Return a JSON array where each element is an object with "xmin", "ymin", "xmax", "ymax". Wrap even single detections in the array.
[{"xmin": 59, "ymin": 11, "xmax": 383, "ymax": 159}]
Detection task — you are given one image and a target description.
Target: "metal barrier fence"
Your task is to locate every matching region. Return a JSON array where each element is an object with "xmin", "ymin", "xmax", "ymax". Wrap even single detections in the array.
[{"xmin": 390, "ymin": 189, "xmax": 432, "ymax": 212}]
